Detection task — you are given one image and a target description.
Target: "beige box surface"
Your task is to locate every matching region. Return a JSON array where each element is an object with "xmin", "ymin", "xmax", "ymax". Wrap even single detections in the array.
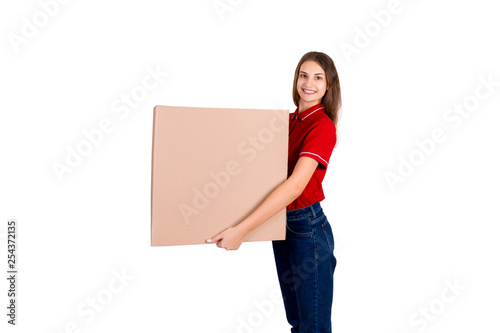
[{"xmin": 151, "ymin": 105, "xmax": 289, "ymax": 246}]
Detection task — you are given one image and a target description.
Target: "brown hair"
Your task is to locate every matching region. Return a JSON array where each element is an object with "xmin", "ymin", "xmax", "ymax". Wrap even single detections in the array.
[{"xmin": 292, "ymin": 51, "xmax": 342, "ymax": 127}]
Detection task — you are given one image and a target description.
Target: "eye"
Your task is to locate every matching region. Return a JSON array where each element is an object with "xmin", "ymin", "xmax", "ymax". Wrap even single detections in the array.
[
  {"xmin": 300, "ymin": 74, "xmax": 307, "ymax": 78},
  {"xmin": 315, "ymin": 76, "xmax": 322, "ymax": 80}
]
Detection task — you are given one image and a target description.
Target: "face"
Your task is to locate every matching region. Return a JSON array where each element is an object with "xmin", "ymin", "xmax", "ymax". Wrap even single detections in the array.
[{"xmin": 296, "ymin": 60, "xmax": 328, "ymax": 107}]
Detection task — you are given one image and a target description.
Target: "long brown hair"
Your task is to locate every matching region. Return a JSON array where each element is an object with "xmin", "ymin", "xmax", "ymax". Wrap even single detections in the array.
[{"xmin": 292, "ymin": 51, "xmax": 342, "ymax": 127}]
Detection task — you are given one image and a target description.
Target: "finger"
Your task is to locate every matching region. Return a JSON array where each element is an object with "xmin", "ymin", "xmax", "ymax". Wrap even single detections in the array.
[
  {"xmin": 206, "ymin": 233, "xmax": 222, "ymax": 244},
  {"xmin": 206, "ymin": 232, "xmax": 224, "ymax": 243}
]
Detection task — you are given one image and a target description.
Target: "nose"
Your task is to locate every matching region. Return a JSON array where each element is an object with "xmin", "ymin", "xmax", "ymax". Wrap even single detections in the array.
[{"xmin": 304, "ymin": 76, "xmax": 315, "ymax": 87}]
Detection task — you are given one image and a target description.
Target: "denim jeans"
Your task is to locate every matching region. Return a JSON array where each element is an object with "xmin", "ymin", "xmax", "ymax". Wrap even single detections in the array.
[{"xmin": 272, "ymin": 201, "xmax": 336, "ymax": 333}]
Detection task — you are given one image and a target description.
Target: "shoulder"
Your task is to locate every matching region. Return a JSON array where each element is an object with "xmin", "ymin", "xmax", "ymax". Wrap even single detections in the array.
[
  {"xmin": 320, "ymin": 111, "xmax": 335, "ymax": 128},
  {"xmin": 308, "ymin": 112, "xmax": 336, "ymax": 135}
]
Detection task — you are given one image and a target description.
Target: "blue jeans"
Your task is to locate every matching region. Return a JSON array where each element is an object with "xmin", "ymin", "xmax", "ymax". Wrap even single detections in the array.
[{"xmin": 272, "ymin": 201, "xmax": 336, "ymax": 333}]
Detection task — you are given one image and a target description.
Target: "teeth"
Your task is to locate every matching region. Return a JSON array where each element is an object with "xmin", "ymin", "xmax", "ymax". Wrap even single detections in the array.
[{"xmin": 303, "ymin": 89, "xmax": 315, "ymax": 93}]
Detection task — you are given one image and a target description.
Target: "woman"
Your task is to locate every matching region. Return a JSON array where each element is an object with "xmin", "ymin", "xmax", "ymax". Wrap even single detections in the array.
[{"xmin": 207, "ymin": 51, "xmax": 341, "ymax": 332}]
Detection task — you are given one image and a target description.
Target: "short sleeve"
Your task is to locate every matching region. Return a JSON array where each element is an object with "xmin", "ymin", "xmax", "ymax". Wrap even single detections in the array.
[{"xmin": 299, "ymin": 121, "xmax": 336, "ymax": 169}]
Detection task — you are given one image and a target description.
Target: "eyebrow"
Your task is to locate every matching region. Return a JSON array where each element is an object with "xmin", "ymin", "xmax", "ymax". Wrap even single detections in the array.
[{"xmin": 300, "ymin": 71, "xmax": 324, "ymax": 75}]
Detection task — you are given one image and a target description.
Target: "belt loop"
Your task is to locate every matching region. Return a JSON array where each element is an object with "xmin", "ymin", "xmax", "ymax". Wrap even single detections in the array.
[{"xmin": 310, "ymin": 203, "xmax": 316, "ymax": 218}]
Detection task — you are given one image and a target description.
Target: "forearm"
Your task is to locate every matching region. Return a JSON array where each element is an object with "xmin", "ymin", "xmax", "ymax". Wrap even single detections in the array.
[{"xmin": 236, "ymin": 179, "xmax": 299, "ymax": 235}]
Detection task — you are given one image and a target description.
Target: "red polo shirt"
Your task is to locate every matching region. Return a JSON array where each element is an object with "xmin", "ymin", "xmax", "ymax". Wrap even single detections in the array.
[{"xmin": 287, "ymin": 103, "xmax": 337, "ymax": 211}]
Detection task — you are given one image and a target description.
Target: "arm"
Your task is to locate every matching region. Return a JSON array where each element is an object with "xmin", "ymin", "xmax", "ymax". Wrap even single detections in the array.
[
  {"xmin": 206, "ymin": 156, "xmax": 320, "ymax": 249},
  {"xmin": 237, "ymin": 155, "xmax": 319, "ymax": 235}
]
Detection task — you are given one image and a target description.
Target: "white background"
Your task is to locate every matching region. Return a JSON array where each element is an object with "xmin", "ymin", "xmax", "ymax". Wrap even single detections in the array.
[{"xmin": 1, "ymin": 0, "xmax": 499, "ymax": 332}]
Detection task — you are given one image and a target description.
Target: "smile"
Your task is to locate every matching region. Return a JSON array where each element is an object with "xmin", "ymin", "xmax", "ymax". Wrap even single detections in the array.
[{"xmin": 302, "ymin": 89, "xmax": 316, "ymax": 95}]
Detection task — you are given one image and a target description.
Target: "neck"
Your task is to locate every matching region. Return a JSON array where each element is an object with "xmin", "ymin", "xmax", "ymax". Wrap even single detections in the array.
[{"xmin": 298, "ymin": 100, "xmax": 321, "ymax": 113}]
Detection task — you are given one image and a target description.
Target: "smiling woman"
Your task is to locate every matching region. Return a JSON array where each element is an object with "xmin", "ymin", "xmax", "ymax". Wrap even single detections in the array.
[{"xmin": 206, "ymin": 51, "xmax": 342, "ymax": 333}]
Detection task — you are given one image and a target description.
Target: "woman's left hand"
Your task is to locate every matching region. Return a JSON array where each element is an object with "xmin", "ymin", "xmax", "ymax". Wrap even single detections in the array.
[{"xmin": 206, "ymin": 225, "xmax": 247, "ymax": 251}]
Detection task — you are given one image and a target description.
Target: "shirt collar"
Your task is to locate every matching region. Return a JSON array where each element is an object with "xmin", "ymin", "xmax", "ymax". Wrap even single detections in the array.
[{"xmin": 291, "ymin": 103, "xmax": 325, "ymax": 122}]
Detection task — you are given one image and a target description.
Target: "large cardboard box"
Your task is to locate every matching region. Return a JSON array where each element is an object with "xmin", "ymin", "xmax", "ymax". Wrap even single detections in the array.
[{"xmin": 151, "ymin": 105, "xmax": 289, "ymax": 246}]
